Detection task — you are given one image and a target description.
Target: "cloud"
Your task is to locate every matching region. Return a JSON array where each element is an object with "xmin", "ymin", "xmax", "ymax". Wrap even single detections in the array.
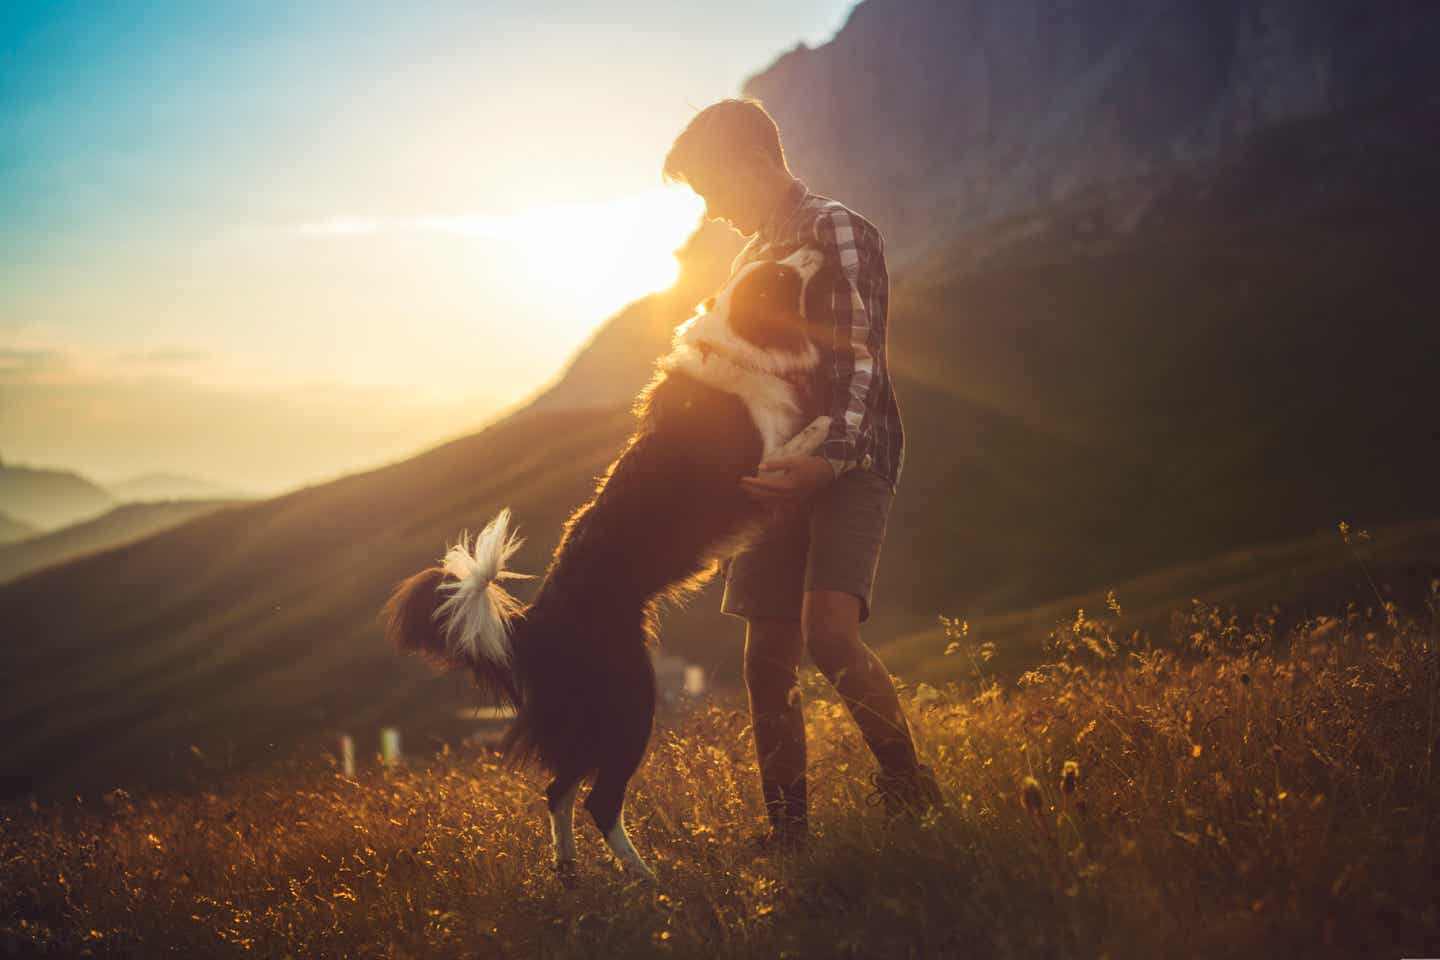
[
  {"xmin": 116, "ymin": 347, "xmax": 213, "ymax": 367},
  {"xmin": 291, "ymin": 212, "xmax": 503, "ymax": 239},
  {"xmin": 295, "ymin": 217, "xmax": 382, "ymax": 236},
  {"xmin": 289, "ymin": 188, "xmax": 703, "ymax": 244},
  {"xmin": 0, "ymin": 347, "xmax": 69, "ymax": 381}
]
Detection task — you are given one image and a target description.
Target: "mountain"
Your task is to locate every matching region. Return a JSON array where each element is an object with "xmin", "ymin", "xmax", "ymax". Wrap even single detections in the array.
[
  {"xmin": 106, "ymin": 473, "xmax": 251, "ymax": 504},
  {"xmin": 0, "ymin": 461, "xmax": 116, "ymax": 531},
  {"xmin": 3, "ymin": 1, "xmax": 1438, "ymax": 801},
  {"xmin": 0, "ymin": 500, "xmax": 240, "ymax": 585},
  {"xmin": 0, "ymin": 510, "xmax": 37, "ymax": 545},
  {"xmin": 745, "ymin": 0, "xmax": 1440, "ymax": 262}
]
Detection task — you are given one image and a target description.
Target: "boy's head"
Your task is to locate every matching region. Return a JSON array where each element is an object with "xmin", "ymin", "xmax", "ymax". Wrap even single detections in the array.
[{"xmin": 664, "ymin": 98, "xmax": 794, "ymax": 236}]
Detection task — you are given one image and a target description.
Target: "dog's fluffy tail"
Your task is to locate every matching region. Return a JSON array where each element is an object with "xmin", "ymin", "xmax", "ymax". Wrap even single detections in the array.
[
  {"xmin": 436, "ymin": 508, "xmax": 530, "ymax": 665},
  {"xmin": 381, "ymin": 509, "xmax": 530, "ymax": 707}
]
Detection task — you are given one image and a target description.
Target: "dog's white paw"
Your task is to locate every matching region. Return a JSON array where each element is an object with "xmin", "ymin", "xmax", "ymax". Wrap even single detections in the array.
[
  {"xmin": 779, "ymin": 246, "xmax": 826, "ymax": 283},
  {"xmin": 603, "ymin": 820, "xmax": 656, "ymax": 883},
  {"xmin": 767, "ymin": 415, "xmax": 832, "ymax": 462}
]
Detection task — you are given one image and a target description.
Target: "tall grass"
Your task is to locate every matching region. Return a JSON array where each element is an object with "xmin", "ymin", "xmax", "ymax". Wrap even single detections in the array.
[{"xmin": 3, "ymin": 588, "xmax": 1437, "ymax": 958}]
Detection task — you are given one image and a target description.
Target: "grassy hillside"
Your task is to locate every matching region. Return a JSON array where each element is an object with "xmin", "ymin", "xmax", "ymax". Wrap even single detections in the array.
[
  {"xmin": 3, "ymin": 597, "xmax": 1435, "ymax": 958},
  {"xmin": 0, "ymin": 499, "xmax": 239, "ymax": 584},
  {"xmin": 880, "ymin": 106, "xmax": 1440, "ymax": 619}
]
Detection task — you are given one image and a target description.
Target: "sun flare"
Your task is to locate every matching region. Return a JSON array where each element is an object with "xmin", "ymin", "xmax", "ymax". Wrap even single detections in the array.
[
  {"xmin": 507, "ymin": 189, "xmax": 705, "ymax": 313},
  {"xmin": 424, "ymin": 187, "xmax": 707, "ymax": 333}
]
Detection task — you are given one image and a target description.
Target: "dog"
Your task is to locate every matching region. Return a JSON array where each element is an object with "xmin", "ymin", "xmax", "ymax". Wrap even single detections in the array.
[{"xmin": 380, "ymin": 246, "xmax": 833, "ymax": 881}]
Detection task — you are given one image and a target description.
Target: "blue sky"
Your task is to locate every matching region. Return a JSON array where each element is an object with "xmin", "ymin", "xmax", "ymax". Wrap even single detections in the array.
[{"xmin": 0, "ymin": 0, "xmax": 857, "ymax": 492}]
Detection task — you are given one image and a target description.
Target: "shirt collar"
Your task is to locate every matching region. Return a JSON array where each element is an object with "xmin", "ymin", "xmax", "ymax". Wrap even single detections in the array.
[{"xmin": 758, "ymin": 177, "xmax": 808, "ymax": 241}]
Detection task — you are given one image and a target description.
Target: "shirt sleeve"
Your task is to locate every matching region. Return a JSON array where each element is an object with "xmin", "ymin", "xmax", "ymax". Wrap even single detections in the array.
[{"xmin": 812, "ymin": 208, "xmax": 885, "ymax": 479}]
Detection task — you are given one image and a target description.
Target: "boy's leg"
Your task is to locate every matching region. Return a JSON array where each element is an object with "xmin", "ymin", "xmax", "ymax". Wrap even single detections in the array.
[
  {"xmin": 722, "ymin": 503, "xmax": 812, "ymax": 835},
  {"xmin": 799, "ymin": 468, "xmax": 941, "ymax": 813},
  {"xmin": 743, "ymin": 616, "xmax": 808, "ymax": 834},
  {"xmin": 801, "ymin": 589, "xmax": 919, "ymax": 775}
]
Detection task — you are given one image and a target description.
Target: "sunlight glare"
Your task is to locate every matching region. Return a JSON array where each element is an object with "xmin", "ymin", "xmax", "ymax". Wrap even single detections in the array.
[{"xmin": 432, "ymin": 188, "xmax": 705, "ymax": 336}]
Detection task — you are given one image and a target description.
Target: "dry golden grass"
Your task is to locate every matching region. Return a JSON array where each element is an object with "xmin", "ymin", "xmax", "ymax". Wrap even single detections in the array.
[{"xmin": 3, "ymin": 588, "xmax": 1437, "ymax": 958}]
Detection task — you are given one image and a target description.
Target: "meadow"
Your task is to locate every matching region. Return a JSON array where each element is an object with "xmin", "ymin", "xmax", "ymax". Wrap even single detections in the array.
[{"xmin": 2, "ymin": 587, "xmax": 1436, "ymax": 959}]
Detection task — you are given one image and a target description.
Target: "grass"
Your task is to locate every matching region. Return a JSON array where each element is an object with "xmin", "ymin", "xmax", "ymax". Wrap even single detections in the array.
[{"xmin": 2, "ymin": 588, "xmax": 1437, "ymax": 959}]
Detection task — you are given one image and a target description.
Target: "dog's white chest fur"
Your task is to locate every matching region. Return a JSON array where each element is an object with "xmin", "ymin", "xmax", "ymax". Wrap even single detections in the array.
[{"xmin": 661, "ymin": 346, "xmax": 805, "ymax": 458}]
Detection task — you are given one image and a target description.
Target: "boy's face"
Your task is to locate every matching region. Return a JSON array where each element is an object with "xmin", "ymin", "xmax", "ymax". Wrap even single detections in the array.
[{"xmin": 688, "ymin": 159, "xmax": 774, "ymax": 237}]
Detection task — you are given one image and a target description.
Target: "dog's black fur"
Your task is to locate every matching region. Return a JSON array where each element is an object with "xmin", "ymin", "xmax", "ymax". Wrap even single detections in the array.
[{"xmin": 380, "ymin": 249, "xmax": 829, "ymax": 875}]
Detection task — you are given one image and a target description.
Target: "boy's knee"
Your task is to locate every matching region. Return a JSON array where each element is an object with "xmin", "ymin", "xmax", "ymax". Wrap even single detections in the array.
[
  {"xmin": 800, "ymin": 591, "xmax": 861, "ymax": 665},
  {"xmin": 744, "ymin": 618, "xmax": 803, "ymax": 693},
  {"xmin": 802, "ymin": 620, "xmax": 863, "ymax": 676}
]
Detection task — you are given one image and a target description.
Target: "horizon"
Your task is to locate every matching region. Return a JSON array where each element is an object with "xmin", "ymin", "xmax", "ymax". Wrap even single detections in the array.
[{"xmin": 1, "ymin": 1, "xmax": 858, "ymax": 495}]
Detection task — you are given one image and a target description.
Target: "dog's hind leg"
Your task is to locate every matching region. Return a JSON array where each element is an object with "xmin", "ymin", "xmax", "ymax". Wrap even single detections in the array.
[
  {"xmin": 585, "ymin": 774, "xmax": 654, "ymax": 882},
  {"xmin": 545, "ymin": 772, "xmax": 584, "ymax": 884},
  {"xmin": 583, "ymin": 651, "xmax": 657, "ymax": 882}
]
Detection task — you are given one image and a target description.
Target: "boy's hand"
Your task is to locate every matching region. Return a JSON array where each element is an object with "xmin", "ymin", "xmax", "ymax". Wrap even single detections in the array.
[{"xmin": 739, "ymin": 455, "xmax": 834, "ymax": 506}]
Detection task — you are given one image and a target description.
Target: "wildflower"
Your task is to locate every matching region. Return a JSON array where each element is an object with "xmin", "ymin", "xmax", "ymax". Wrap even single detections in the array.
[
  {"xmin": 1020, "ymin": 776, "xmax": 1044, "ymax": 817},
  {"xmin": 1061, "ymin": 761, "xmax": 1080, "ymax": 797}
]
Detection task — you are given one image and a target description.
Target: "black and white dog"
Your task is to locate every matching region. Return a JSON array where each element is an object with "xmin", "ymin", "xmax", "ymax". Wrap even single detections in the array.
[{"xmin": 381, "ymin": 247, "xmax": 831, "ymax": 880}]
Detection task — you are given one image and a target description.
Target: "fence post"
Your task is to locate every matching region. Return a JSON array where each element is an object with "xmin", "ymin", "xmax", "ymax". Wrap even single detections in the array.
[
  {"xmin": 339, "ymin": 734, "xmax": 355, "ymax": 776},
  {"xmin": 684, "ymin": 665, "xmax": 707, "ymax": 697},
  {"xmin": 380, "ymin": 727, "xmax": 403, "ymax": 768}
]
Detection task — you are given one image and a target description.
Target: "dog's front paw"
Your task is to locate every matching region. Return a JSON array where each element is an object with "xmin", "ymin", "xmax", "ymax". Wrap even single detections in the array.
[
  {"xmin": 768, "ymin": 416, "xmax": 833, "ymax": 461},
  {"xmin": 779, "ymin": 246, "xmax": 826, "ymax": 282}
]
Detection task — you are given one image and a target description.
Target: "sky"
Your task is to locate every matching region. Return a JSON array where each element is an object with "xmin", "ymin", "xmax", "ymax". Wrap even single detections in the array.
[{"xmin": 0, "ymin": 0, "xmax": 859, "ymax": 494}]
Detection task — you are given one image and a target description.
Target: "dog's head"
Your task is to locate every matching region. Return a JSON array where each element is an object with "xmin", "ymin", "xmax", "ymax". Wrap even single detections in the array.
[{"xmin": 672, "ymin": 246, "xmax": 829, "ymax": 376}]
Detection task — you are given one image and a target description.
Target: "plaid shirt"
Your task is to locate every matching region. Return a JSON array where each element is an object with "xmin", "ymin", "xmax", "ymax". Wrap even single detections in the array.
[{"xmin": 728, "ymin": 178, "xmax": 904, "ymax": 488}]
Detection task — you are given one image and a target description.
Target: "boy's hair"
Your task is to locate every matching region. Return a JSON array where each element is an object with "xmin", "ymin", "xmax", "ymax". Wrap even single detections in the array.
[{"xmin": 663, "ymin": 98, "xmax": 788, "ymax": 186}]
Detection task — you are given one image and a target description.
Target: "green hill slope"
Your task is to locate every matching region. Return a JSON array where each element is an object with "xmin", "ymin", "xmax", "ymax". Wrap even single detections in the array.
[
  {"xmin": 0, "ymin": 499, "xmax": 240, "ymax": 584},
  {"xmin": 0, "ymin": 510, "xmax": 37, "ymax": 545}
]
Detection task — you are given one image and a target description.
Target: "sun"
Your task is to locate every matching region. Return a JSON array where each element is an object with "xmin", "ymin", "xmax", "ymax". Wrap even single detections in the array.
[{"xmin": 499, "ymin": 188, "xmax": 706, "ymax": 322}]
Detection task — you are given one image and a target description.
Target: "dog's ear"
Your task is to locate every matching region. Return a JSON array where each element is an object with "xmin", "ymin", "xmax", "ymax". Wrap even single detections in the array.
[
  {"xmin": 728, "ymin": 262, "xmax": 810, "ymax": 353},
  {"xmin": 801, "ymin": 261, "xmax": 843, "ymax": 340}
]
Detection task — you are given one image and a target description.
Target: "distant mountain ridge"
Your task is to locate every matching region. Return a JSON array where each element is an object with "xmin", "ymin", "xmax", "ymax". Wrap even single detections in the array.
[
  {"xmin": 0, "ymin": 500, "xmax": 239, "ymax": 585},
  {"xmin": 0, "ymin": 460, "xmax": 115, "ymax": 531},
  {"xmin": 106, "ymin": 473, "xmax": 250, "ymax": 504}
]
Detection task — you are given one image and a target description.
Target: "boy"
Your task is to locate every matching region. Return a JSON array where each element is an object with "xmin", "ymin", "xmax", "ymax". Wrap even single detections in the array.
[{"xmin": 662, "ymin": 98, "xmax": 942, "ymax": 849}]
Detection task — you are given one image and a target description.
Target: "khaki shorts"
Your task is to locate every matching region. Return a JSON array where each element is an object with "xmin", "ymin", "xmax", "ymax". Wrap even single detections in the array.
[{"xmin": 720, "ymin": 467, "xmax": 895, "ymax": 623}]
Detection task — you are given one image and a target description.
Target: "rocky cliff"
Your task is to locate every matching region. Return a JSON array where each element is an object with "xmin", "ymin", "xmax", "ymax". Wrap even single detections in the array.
[{"xmin": 744, "ymin": 0, "xmax": 1440, "ymax": 261}]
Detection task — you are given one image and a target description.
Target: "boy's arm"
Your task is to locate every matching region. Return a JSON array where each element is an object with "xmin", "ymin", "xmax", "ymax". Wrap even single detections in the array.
[{"xmin": 812, "ymin": 208, "xmax": 884, "ymax": 479}]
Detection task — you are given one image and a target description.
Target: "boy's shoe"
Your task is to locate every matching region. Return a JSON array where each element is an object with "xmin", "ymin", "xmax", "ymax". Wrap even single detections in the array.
[{"xmin": 867, "ymin": 763, "xmax": 945, "ymax": 819}]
